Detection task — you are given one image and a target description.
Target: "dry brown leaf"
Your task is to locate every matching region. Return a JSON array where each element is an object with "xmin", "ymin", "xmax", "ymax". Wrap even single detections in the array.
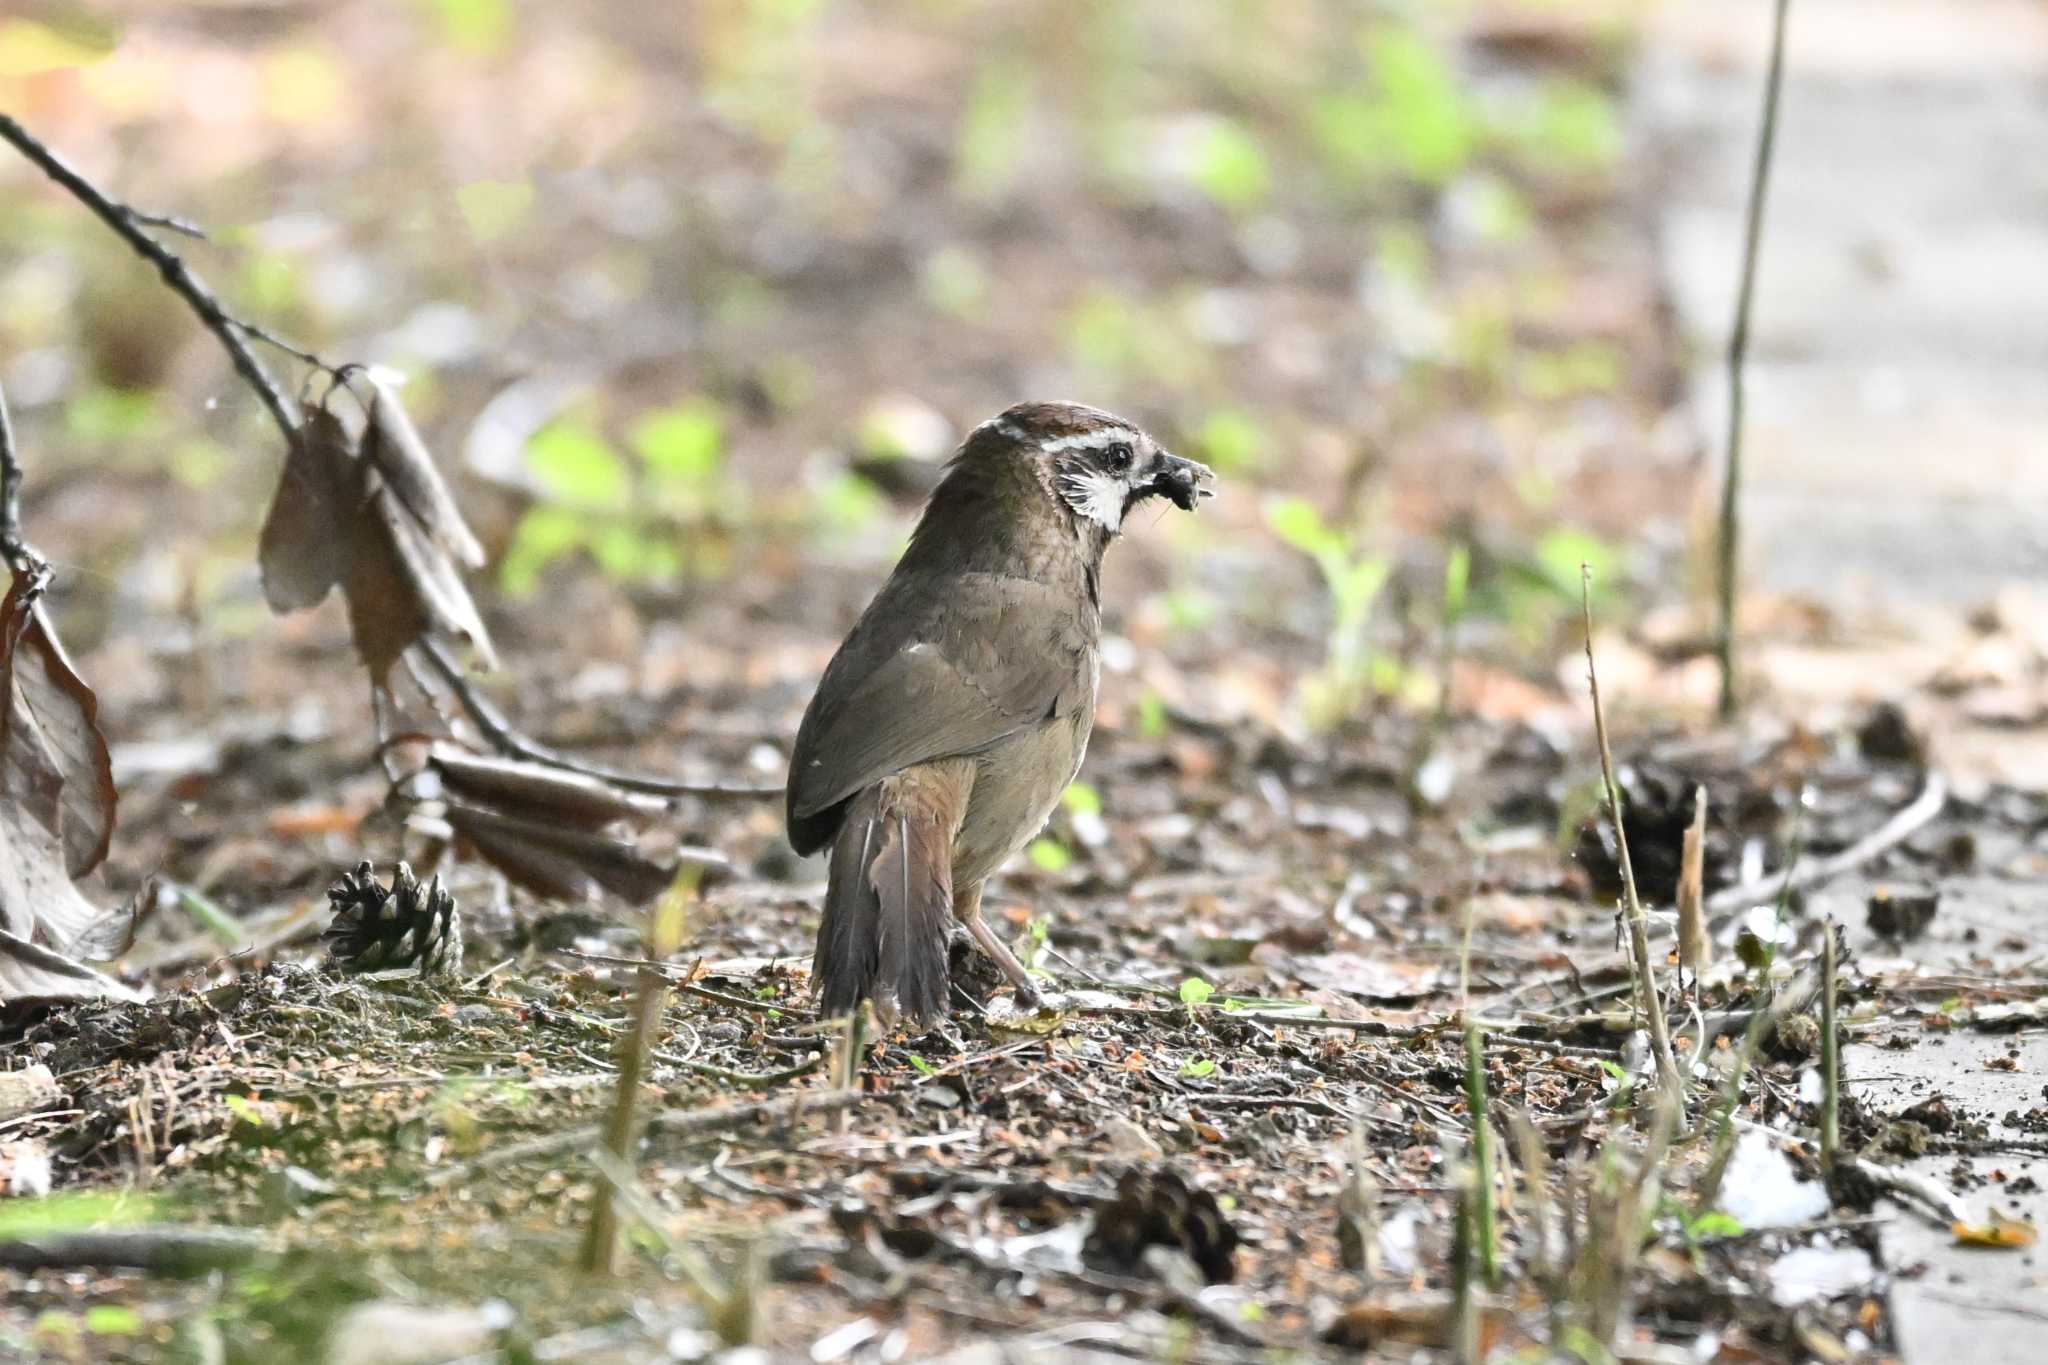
[
  {"xmin": 0, "ymin": 565, "xmax": 132, "ymax": 986},
  {"xmin": 262, "ymin": 392, "xmax": 494, "ymax": 680},
  {"xmin": 257, "ymin": 404, "xmax": 355, "ymax": 612},
  {"xmin": 363, "ymin": 375, "xmax": 486, "ymax": 569},
  {"xmin": 2, "ymin": 575, "xmax": 115, "ymax": 882},
  {"xmin": 427, "ymin": 744, "xmax": 666, "ymax": 828},
  {"xmin": 342, "ymin": 466, "xmax": 496, "ymax": 679},
  {"xmin": 0, "ymin": 927, "xmax": 140, "ymax": 1003},
  {"xmin": 442, "ymin": 801, "xmax": 674, "ymax": 905}
]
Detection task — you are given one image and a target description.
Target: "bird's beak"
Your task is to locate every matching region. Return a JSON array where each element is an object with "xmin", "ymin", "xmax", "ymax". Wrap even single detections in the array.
[{"xmin": 1146, "ymin": 452, "xmax": 1216, "ymax": 511}]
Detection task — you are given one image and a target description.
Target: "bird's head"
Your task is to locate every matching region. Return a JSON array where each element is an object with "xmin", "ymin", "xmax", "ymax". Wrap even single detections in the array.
[{"xmin": 967, "ymin": 401, "xmax": 1215, "ymax": 538}]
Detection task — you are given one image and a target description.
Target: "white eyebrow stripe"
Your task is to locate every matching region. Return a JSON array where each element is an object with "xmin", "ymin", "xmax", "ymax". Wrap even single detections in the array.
[{"xmin": 1039, "ymin": 427, "xmax": 1129, "ymax": 454}]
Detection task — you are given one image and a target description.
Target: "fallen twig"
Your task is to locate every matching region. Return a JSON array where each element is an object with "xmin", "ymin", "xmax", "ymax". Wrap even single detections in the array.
[
  {"xmin": 414, "ymin": 638, "xmax": 782, "ymax": 800},
  {"xmin": 0, "ymin": 380, "xmax": 24, "ymax": 567},
  {"xmin": 553, "ymin": 948, "xmax": 819, "ymax": 1019},
  {"xmin": 424, "ymin": 1087, "xmax": 859, "ymax": 1187},
  {"xmin": 1501, "ymin": 775, "xmax": 1946, "ymax": 1010},
  {"xmin": 0, "ymin": 115, "xmax": 304, "ymax": 447},
  {"xmin": 1704, "ymin": 773, "xmax": 1947, "ymax": 923}
]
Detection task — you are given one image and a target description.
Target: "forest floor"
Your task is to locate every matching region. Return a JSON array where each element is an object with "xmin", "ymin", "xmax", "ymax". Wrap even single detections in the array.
[{"xmin": 1, "ymin": 3, "xmax": 2046, "ymax": 1363}]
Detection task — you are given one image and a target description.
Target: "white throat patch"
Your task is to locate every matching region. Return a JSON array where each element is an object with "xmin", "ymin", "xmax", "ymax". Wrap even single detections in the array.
[{"xmin": 1057, "ymin": 466, "xmax": 1129, "ymax": 533}]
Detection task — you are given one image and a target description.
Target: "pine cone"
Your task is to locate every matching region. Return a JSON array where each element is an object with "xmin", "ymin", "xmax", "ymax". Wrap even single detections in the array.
[
  {"xmin": 1083, "ymin": 1166, "xmax": 1239, "ymax": 1285},
  {"xmin": 322, "ymin": 861, "xmax": 463, "ymax": 977}
]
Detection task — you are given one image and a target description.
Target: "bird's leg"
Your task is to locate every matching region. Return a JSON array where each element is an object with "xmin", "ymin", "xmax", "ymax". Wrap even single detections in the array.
[{"xmin": 953, "ymin": 881, "xmax": 1043, "ymax": 1010}]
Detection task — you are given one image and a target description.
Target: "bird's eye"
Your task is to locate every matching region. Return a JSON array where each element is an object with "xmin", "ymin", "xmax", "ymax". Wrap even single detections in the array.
[{"xmin": 1106, "ymin": 442, "xmax": 1133, "ymax": 473}]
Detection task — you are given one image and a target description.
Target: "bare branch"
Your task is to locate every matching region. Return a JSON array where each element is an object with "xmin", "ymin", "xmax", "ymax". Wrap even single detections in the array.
[
  {"xmin": 120, "ymin": 207, "xmax": 208, "ymax": 240},
  {"xmin": 0, "ymin": 380, "xmax": 22, "ymax": 568},
  {"xmin": 413, "ymin": 638, "xmax": 782, "ymax": 800},
  {"xmin": 1716, "ymin": 0, "xmax": 1793, "ymax": 719},
  {"xmin": 0, "ymin": 114, "xmax": 300, "ymax": 448}
]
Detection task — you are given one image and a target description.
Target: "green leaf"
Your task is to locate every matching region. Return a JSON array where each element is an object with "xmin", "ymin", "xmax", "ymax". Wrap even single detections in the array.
[
  {"xmin": 0, "ymin": 17, "xmax": 118, "ymax": 78},
  {"xmin": 1443, "ymin": 542, "xmax": 1471, "ymax": 622},
  {"xmin": 456, "ymin": 179, "xmax": 534, "ymax": 243},
  {"xmin": 908, "ymin": 1054, "xmax": 935, "ymax": 1076},
  {"xmin": 1187, "ymin": 118, "xmax": 1270, "ymax": 212},
  {"xmin": 630, "ymin": 398, "xmax": 725, "ymax": 484},
  {"xmin": 1135, "ymin": 691, "xmax": 1168, "ymax": 739},
  {"xmin": 1179, "ymin": 1057, "xmax": 1216, "ymax": 1078},
  {"xmin": 424, "ymin": 0, "xmax": 514, "ymax": 56},
  {"xmin": 1513, "ymin": 80, "xmax": 1621, "ymax": 175},
  {"xmin": 498, "ymin": 505, "xmax": 588, "ymax": 596},
  {"xmin": 83, "ymin": 1306, "xmax": 143, "ymax": 1336},
  {"xmin": 1065, "ymin": 289, "xmax": 1140, "ymax": 376},
  {"xmin": 810, "ymin": 471, "xmax": 885, "ymax": 533},
  {"xmin": 1192, "ymin": 408, "xmax": 1264, "ymax": 473},
  {"xmin": 1264, "ymin": 495, "xmax": 1340, "ymax": 561},
  {"xmin": 527, "ymin": 420, "xmax": 631, "ymax": 509},
  {"xmin": 65, "ymin": 387, "xmax": 163, "ymax": 443},
  {"xmin": 173, "ymin": 884, "xmax": 243, "ymax": 947},
  {"xmin": 956, "ymin": 60, "xmax": 1034, "ymax": 200},
  {"xmin": 224, "ymin": 1093, "xmax": 265, "ymax": 1127},
  {"xmin": 0, "ymin": 1192, "xmax": 154, "ymax": 1240},
  {"xmin": 1062, "ymin": 783, "xmax": 1102, "ymax": 818},
  {"xmin": 1688, "ymin": 1211, "xmax": 1744, "ymax": 1240},
  {"xmin": 169, "ymin": 438, "xmax": 231, "ymax": 489},
  {"xmin": 1534, "ymin": 526, "xmax": 1621, "ymax": 598},
  {"xmin": 1178, "ymin": 978, "xmax": 1215, "ymax": 1007},
  {"xmin": 921, "ymin": 245, "xmax": 989, "ymax": 320},
  {"xmin": 1027, "ymin": 838, "xmax": 1071, "ymax": 872},
  {"xmin": 1368, "ymin": 27, "xmax": 1474, "ymax": 185}
]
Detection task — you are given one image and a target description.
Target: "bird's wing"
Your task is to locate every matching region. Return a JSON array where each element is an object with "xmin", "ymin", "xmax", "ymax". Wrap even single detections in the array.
[{"xmin": 787, "ymin": 571, "xmax": 1089, "ymax": 846}]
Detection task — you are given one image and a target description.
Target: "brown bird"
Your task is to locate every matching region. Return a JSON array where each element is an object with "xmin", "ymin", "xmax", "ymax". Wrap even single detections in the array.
[{"xmin": 787, "ymin": 402, "xmax": 1213, "ymax": 1026}]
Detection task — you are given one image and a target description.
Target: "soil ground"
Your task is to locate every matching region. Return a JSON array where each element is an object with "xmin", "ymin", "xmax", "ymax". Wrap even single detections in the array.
[{"xmin": 0, "ymin": 4, "xmax": 2043, "ymax": 1363}]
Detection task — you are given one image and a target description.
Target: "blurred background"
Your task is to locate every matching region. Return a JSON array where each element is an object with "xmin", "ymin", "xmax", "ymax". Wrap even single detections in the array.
[
  {"xmin": 0, "ymin": 0, "xmax": 2041, "ymax": 823},
  {"xmin": 0, "ymin": 0, "xmax": 1680, "ymax": 755}
]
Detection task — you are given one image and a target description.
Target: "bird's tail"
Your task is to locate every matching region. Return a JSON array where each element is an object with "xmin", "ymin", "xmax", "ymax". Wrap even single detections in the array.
[{"xmin": 814, "ymin": 767, "xmax": 964, "ymax": 1027}]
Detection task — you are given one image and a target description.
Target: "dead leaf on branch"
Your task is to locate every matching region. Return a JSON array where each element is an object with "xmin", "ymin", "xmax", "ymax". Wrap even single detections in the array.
[
  {"xmin": 0, "ymin": 563, "xmax": 115, "ymax": 881},
  {"xmin": 257, "ymin": 389, "xmax": 495, "ymax": 680},
  {"xmin": 440, "ymin": 803, "xmax": 676, "ymax": 905},
  {"xmin": 0, "ymin": 564, "xmax": 141, "ymax": 1003},
  {"xmin": 423, "ymin": 743, "xmax": 667, "ymax": 828},
  {"xmin": 385, "ymin": 740, "xmax": 719, "ymax": 907},
  {"xmin": 362, "ymin": 375, "xmax": 486, "ymax": 571},
  {"xmin": 257, "ymin": 404, "xmax": 353, "ymax": 612}
]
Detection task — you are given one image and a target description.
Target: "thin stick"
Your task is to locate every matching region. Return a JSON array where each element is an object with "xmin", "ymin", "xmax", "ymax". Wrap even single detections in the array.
[
  {"xmin": 1704, "ymin": 773, "xmax": 1943, "ymax": 921},
  {"xmin": 0, "ymin": 115, "xmax": 299, "ymax": 448},
  {"xmin": 0, "ymin": 380, "xmax": 22, "ymax": 565},
  {"xmin": 1716, "ymin": 0, "xmax": 1793, "ymax": 718},
  {"xmin": 425, "ymin": 1087, "xmax": 859, "ymax": 1187},
  {"xmin": 1582, "ymin": 567, "xmax": 1682, "ymax": 1100},
  {"xmin": 1819, "ymin": 920, "xmax": 1839, "ymax": 1169},
  {"xmin": 414, "ymin": 638, "xmax": 781, "ymax": 799}
]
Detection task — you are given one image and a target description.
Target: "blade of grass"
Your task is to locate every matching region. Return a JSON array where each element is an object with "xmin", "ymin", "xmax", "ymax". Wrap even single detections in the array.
[{"xmin": 1581, "ymin": 567, "xmax": 1682, "ymax": 1102}]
